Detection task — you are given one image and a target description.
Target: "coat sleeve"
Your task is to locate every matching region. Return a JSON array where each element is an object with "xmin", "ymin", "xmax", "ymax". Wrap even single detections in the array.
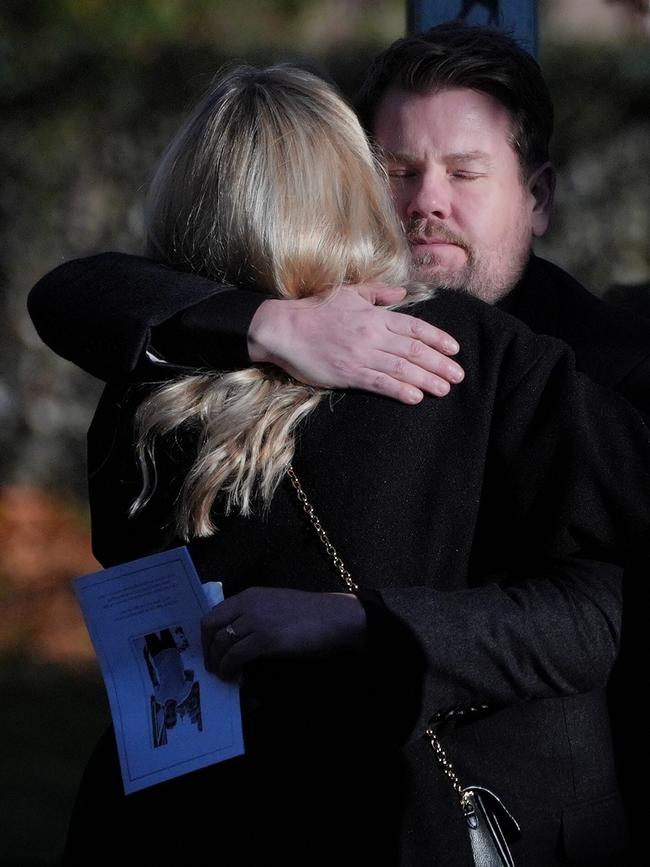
[
  {"xmin": 371, "ymin": 333, "xmax": 650, "ymax": 741},
  {"xmin": 371, "ymin": 557, "xmax": 624, "ymax": 741},
  {"xmin": 27, "ymin": 252, "xmax": 265, "ymax": 381}
]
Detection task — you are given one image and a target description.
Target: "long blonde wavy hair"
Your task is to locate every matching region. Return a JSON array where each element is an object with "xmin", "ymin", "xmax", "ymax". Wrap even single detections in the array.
[{"xmin": 132, "ymin": 64, "xmax": 433, "ymax": 539}]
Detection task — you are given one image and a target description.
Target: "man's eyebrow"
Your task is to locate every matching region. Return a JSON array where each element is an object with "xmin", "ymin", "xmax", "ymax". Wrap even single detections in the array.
[
  {"xmin": 378, "ymin": 148, "xmax": 494, "ymax": 166},
  {"xmin": 447, "ymin": 151, "xmax": 493, "ymax": 164}
]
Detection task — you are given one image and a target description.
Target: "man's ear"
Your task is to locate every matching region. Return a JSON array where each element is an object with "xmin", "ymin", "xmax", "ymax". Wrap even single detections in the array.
[{"xmin": 528, "ymin": 162, "xmax": 555, "ymax": 237}]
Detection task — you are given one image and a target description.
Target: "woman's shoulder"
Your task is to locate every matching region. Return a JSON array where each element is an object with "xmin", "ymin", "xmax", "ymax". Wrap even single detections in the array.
[
  {"xmin": 409, "ymin": 288, "xmax": 530, "ymax": 335},
  {"xmin": 407, "ymin": 289, "xmax": 578, "ymax": 396},
  {"xmin": 412, "ymin": 289, "xmax": 573, "ymax": 362}
]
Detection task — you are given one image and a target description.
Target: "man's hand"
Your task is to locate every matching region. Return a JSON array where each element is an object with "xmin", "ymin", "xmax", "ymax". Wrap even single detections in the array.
[
  {"xmin": 201, "ymin": 587, "xmax": 367, "ymax": 680},
  {"xmin": 247, "ymin": 284, "xmax": 464, "ymax": 404}
]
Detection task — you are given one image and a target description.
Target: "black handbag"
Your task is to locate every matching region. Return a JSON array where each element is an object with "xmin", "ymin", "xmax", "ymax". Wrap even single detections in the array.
[
  {"xmin": 460, "ymin": 785, "xmax": 520, "ymax": 866},
  {"xmin": 288, "ymin": 465, "xmax": 521, "ymax": 866}
]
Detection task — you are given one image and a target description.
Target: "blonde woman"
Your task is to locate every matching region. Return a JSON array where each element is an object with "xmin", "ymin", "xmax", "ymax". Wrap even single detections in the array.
[{"xmin": 63, "ymin": 66, "xmax": 643, "ymax": 866}]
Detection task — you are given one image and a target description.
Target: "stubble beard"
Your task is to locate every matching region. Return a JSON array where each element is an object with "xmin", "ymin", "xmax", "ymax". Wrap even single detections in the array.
[{"xmin": 406, "ymin": 213, "xmax": 532, "ymax": 305}]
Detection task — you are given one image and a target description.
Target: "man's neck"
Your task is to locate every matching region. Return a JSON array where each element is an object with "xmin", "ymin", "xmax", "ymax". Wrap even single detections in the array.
[{"xmin": 495, "ymin": 253, "xmax": 536, "ymax": 312}]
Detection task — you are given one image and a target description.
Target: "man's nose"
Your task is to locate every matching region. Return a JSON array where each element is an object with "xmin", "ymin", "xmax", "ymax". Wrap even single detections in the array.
[{"xmin": 405, "ymin": 173, "xmax": 451, "ymax": 221}]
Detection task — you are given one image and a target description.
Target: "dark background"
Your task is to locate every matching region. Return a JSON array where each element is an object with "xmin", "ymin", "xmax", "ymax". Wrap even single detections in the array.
[{"xmin": 1, "ymin": 1, "xmax": 648, "ymax": 863}]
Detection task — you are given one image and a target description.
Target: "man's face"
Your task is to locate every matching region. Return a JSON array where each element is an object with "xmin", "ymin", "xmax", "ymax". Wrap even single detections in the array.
[{"xmin": 373, "ymin": 86, "xmax": 549, "ymax": 303}]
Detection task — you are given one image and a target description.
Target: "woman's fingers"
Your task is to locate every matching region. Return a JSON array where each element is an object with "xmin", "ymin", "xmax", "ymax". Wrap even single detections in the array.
[
  {"xmin": 201, "ymin": 588, "xmax": 367, "ymax": 678},
  {"xmin": 201, "ymin": 601, "xmax": 244, "ymax": 664},
  {"xmin": 217, "ymin": 634, "xmax": 261, "ymax": 680},
  {"xmin": 203, "ymin": 618, "xmax": 248, "ymax": 673}
]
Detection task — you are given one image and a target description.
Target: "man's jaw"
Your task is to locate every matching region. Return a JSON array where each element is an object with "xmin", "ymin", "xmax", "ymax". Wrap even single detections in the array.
[
  {"xmin": 411, "ymin": 254, "xmax": 473, "ymax": 290},
  {"xmin": 408, "ymin": 240, "xmax": 474, "ymax": 289},
  {"xmin": 405, "ymin": 219, "xmax": 471, "ymax": 282},
  {"xmin": 403, "ymin": 217, "xmax": 532, "ymax": 303},
  {"xmin": 409, "ymin": 239, "xmax": 464, "ymax": 261},
  {"xmin": 406, "ymin": 222, "xmax": 469, "ymax": 251}
]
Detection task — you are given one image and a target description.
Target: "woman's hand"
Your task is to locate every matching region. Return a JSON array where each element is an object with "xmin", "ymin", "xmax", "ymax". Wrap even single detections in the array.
[{"xmin": 201, "ymin": 587, "xmax": 367, "ymax": 680}]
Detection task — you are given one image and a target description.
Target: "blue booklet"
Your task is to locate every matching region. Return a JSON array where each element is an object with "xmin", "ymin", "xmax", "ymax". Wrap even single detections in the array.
[{"xmin": 74, "ymin": 546, "xmax": 244, "ymax": 794}]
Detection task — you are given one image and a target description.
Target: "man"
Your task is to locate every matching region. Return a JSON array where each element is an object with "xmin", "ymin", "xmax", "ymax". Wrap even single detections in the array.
[
  {"xmin": 29, "ymin": 23, "xmax": 646, "ymax": 865},
  {"xmin": 28, "ymin": 26, "xmax": 650, "ymax": 412}
]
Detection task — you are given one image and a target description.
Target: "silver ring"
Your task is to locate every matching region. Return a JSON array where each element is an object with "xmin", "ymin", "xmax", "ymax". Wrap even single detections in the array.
[{"xmin": 225, "ymin": 623, "xmax": 237, "ymax": 641}]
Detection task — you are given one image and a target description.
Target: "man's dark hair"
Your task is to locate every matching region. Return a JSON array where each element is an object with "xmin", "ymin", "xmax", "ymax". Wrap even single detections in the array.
[{"xmin": 357, "ymin": 22, "xmax": 554, "ymax": 178}]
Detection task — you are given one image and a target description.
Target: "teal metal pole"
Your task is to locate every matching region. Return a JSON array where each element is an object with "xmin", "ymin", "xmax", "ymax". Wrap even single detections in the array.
[{"xmin": 407, "ymin": 1, "xmax": 537, "ymax": 56}]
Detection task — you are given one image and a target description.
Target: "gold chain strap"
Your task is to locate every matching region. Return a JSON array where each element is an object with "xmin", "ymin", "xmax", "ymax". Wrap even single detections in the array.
[
  {"xmin": 287, "ymin": 463, "xmax": 466, "ymax": 802},
  {"xmin": 287, "ymin": 465, "xmax": 359, "ymax": 592},
  {"xmin": 425, "ymin": 724, "xmax": 464, "ymax": 798}
]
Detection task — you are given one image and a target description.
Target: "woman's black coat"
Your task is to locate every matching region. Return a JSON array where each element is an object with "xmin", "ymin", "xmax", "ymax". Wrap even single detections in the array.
[{"xmin": 65, "ymin": 289, "xmax": 650, "ymax": 866}]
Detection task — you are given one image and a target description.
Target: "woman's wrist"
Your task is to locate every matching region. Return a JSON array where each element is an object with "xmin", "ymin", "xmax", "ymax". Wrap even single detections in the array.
[{"xmin": 328, "ymin": 592, "xmax": 368, "ymax": 653}]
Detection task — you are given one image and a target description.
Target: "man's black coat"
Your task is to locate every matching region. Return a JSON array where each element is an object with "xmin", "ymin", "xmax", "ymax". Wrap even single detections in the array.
[
  {"xmin": 27, "ymin": 253, "xmax": 650, "ymax": 418},
  {"xmin": 28, "ymin": 255, "xmax": 650, "ymax": 865}
]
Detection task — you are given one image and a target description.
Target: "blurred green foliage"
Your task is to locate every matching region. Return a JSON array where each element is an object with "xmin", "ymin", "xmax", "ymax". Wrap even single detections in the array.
[
  {"xmin": 539, "ymin": 42, "xmax": 650, "ymax": 290},
  {"xmin": 543, "ymin": 41, "xmax": 650, "ymax": 167},
  {"xmin": 1, "ymin": 0, "xmax": 403, "ymax": 101}
]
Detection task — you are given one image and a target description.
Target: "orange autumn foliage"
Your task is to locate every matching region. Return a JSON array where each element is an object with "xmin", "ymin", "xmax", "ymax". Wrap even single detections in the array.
[{"xmin": 0, "ymin": 485, "xmax": 101, "ymax": 666}]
